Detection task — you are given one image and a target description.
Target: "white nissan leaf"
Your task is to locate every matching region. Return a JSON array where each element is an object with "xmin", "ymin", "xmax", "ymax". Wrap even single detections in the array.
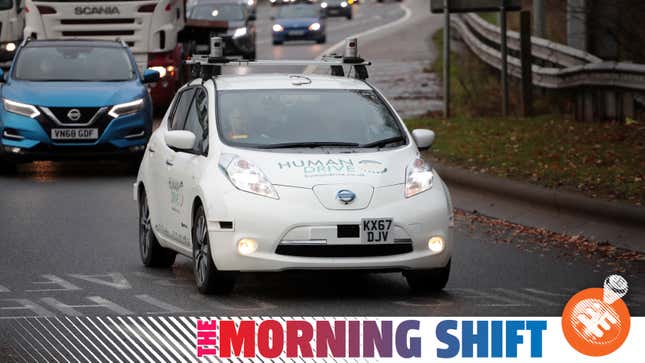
[{"xmin": 134, "ymin": 49, "xmax": 454, "ymax": 294}]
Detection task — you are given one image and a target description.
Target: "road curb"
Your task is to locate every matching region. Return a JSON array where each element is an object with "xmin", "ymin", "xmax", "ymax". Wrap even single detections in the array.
[{"xmin": 435, "ymin": 164, "xmax": 645, "ymax": 227}]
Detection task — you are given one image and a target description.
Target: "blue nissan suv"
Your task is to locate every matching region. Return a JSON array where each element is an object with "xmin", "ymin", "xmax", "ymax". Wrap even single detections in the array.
[{"xmin": 0, "ymin": 39, "xmax": 160, "ymax": 172}]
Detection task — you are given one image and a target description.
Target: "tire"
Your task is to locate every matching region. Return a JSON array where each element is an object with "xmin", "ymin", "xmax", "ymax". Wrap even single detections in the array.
[
  {"xmin": 272, "ymin": 40, "xmax": 283, "ymax": 45},
  {"xmin": 139, "ymin": 189, "xmax": 176, "ymax": 268},
  {"xmin": 244, "ymin": 49, "xmax": 256, "ymax": 60},
  {"xmin": 346, "ymin": 12, "xmax": 352, "ymax": 20},
  {"xmin": 403, "ymin": 260, "xmax": 451, "ymax": 293},
  {"xmin": 192, "ymin": 204, "xmax": 237, "ymax": 294},
  {"xmin": 316, "ymin": 35, "xmax": 326, "ymax": 44},
  {"xmin": 0, "ymin": 159, "xmax": 16, "ymax": 174}
]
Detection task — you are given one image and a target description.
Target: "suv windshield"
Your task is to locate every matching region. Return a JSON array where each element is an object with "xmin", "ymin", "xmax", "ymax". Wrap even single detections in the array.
[
  {"xmin": 217, "ymin": 89, "xmax": 405, "ymax": 149},
  {"xmin": 277, "ymin": 4, "xmax": 319, "ymax": 18},
  {"xmin": 13, "ymin": 46, "xmax": 135, "ymax": 82},
  {"xmin": 188, "ymin": 3, "xmax": 245, "ymax": 21}
]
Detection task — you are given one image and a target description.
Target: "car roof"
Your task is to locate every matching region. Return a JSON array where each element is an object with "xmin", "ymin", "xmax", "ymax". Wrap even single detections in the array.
[
  {"xmin": 24, "ymin": 40, "xmax": 125, "ymax": 48},
  {"xmin": 209, "ymin": 73, "xmax": 373, "ymax": 91}
]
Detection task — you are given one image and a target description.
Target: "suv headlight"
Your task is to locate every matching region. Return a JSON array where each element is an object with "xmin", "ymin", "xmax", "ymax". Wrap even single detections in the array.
[
  {"xmin": 3, "ymin": 99, "xmax": 40, "ymax": 118},
  {"xmin": 108, "ymin": 99, "xmax": 144, "ymax": 118},
  {"xmin": 233, "ymin": 27, "xmax": 247, "ymax": 38},
  {"xmin": 220, "ymin": 155, "xmax": 279, "ymax": 199},
  {"xmin": 405, "ymin": 158, "xmax": 434, "ymax": 198}
]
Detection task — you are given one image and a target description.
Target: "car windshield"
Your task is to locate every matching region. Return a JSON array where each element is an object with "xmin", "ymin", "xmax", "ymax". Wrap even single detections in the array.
[
  {"xmin": 217, "ymin": 89, "xmax": 405, "ymax": 149},
  {"xmin": 0, "ymin": 0, "xmax": 12, "ymax": 11},
  {"xmin": 189, "ymin": 3, "xmax": 245, "ymax": 21},
  {"xmin": 277, "ymin": 4, "xmax": 319, "ymax": 18},
  {"xmin": 14, "ymin": 46, "xmax": 135, "ymax": 82}
]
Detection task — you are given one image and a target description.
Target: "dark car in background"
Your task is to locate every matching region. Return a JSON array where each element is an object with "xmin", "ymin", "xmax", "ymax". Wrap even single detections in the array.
[
  {"xmin": 272, "ymin": 3, "xmax": 326, "ymax": 45},
  {"xmin": 185, "ymin": 0, "xmax": 256, "ymax": 59},
  {"xmin": 320, "ymin": 0, "xmax": 352, "ymax": 19}
]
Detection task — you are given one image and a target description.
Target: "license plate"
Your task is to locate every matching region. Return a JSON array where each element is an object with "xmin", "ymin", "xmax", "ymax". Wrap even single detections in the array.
[
  {"xmin": 288, "ymin": 30, "xmax": 305, "ymax": 36},
  {"xmin": 361, "ymin": 218, "xmax": 394, "ymax": 243},
  {"xmin": 51, "ymin": 128, "xmax": 99, "ymax": 140}
]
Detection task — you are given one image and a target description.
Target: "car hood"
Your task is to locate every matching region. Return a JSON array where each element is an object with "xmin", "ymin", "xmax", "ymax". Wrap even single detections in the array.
[
  {"xmin": 276, "ymin": 17, "xmax": 320, "ymax": 27},
  {"xmin": 221, "ymin": 146, "xmax": 419, "ymax": 189},
  {"xmin": 1, "ymin": 80, "xmax": 146, "ymax": 107}
]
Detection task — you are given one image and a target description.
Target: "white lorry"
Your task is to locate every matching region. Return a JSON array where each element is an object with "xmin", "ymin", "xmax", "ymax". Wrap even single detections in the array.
[
  {"xmin": 23, "ymin": 0, "xmax": 186, "ymax": 108},
  {"xmin": 0, "ymin": 0, "xmax": 25, "ymax": 66}
]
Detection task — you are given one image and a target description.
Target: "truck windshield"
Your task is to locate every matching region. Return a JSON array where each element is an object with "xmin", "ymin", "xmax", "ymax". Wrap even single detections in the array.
[
  {"xmin": 0, "ymin": 0, "xmax": 12, "ymax": 10},
  {"xmin": 13, "ymin": 46, "xmax": 135, "ymax": 82},
  {"xmin": 189, "ymin": 4, "xmax": 245, "ymax": 21},
  {"xmin": 217, "ymin": 89, "xmax": 405, "ymax": 149}
]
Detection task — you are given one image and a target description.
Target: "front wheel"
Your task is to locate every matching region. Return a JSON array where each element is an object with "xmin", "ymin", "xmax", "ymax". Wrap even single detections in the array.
[
  {"xmin": 0, "ymin": 159, "xmax": 16, "ymax": 174},
  {"xmin": 316, "ymin": 35, "xmax": 326, "ymax": 44},
  {"xmin": 139, "ymin": 189, "xmax": 176, "ymax": 267},
  {"xmin": 192, "ymin": 205, "xmax": 237, "ymax": 294},
  {"xmin": 403, "ymin": 260, "xmax": 451, "ymax": 292}
]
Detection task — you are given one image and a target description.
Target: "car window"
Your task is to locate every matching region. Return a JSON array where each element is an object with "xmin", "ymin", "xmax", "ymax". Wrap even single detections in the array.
[
  {"xmin": 169, "ymin": 88, "xmax": 196, "ymax": 131},
  {"xmin": 217, "ymin": 89, "xmax": 404, "ymax": 148},
  {"xmin": 14, "ymin": 46, "xmax": 135, "ymax": 82},
  {"xmin": 277, "ymin": 4, "xmax": 319, "ymax": 18},
  {"xmin": 183, "ymin": 88, "xmax": 209, "ymax": 154}
]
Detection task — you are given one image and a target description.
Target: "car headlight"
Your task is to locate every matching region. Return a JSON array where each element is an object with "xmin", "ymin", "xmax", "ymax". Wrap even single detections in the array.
[
  {"xmin": 233, "ymin": 27, "xmax": 247, "ymax": 38},
  {"xmin": 5, "ymin": 42, "xmax": 16, "ymax": 52},
  {"xmin": 405, "ymin": 158, "xmax": 434, "ymax": 198},
  {"xmin": 340, "ymin": 1, "xmax": 348, "ymax": 7},
  {"xmin": 320, "ymin": 2, "xmax": 328, "ymax": 8},
  {"xmin": 3, "ymin": 99, "xmax": 40, "ymax": 118},
  {"xmin": 272, "ymin": 24, "xmax": 284, "ymax": 32},
  {"xmin": 247, "ymin": 0, "xmax": 254, "ymax": 6},
  {"xmin": 108, "ymin": 98, "xmax": 144, "ymax": 118},
  {"xmin": 308, "ymin": 22, "xmax": 321, "ymax": 31},
  {"xmin": 220, "ymin": 155, "xmax": 279, "ymax": 199}
]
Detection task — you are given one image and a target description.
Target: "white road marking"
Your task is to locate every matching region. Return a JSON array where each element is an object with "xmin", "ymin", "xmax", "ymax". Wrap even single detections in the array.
[
  {"xmin": 69, "ymin": 272, "xmax": 132, "ymax": 290},
  {"xmin": 0, "ymin": 298, "xmax": 55, "ymax": 319},
  {"xmin": 41, "ymin": 296, "xmax": 133, "ymax": 316},
  {"xmin": 452, "ymin": 288, "xmax": 530, "ymax": 307},
  {"xmin": 304, "ymin": 2, "xmax": 412, "ymax": 73},
  {"xmin": 494, "ymin": 288, "xmax": 560, "ymax": 306},
  {"xmin": 135, "ymin": 294, "xmax": 187, "ymax": 314},
  {"xmin": 25, "ymin": 274, "xmax": 81, "ymax": 293}
]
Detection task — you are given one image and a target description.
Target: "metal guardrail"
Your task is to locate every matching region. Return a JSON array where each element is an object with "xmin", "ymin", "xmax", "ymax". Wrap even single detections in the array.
[{"xmin": 452, "ymin": 14, "xmax": 645, "ymax": 92}]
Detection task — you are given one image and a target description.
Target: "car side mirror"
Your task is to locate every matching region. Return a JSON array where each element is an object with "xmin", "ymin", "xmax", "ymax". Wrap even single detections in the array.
[
  {"xmin": 0, "ymin": 68, "xmax": 5, "ymax": 83},
  {"xmin": 143, "ymin": 69, "xmax": 160, "ymax": 84},
  {"xmin": 165, "ymin": 130, "xmax": 196, "ymax": 151},
  {"xmin": 412, "ymin": 129, "xmax": 435, "ymax": 151}
]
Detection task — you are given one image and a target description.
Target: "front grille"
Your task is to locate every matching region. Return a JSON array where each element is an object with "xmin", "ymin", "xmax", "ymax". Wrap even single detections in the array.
[
  {"xmin": 46, "ymin": 107, "xmax": 102, "ymax": 125},
  {"xmin": 275, "ymin": 244, "xmax": 413, "ymax": 258},
  {"xmin": 61, "ymin": 18, "xmax": 135, "ymax": 25},
  {"xmin": 62, "ymin": 30, "xmax": 134, "ymax": 37}
]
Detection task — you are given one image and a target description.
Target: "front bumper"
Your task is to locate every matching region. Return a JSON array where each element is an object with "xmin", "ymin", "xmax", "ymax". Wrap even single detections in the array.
[
  {"xmin": 273, "ymin": 28, "xmax": 324, "ymax": 42},
  {"xmin": 206, "ymin": 182, "xmax": 453, "ymax": 272},
  {"xmin": 0, "ymin": 109, "xmax": 151, "ymax": 162}
]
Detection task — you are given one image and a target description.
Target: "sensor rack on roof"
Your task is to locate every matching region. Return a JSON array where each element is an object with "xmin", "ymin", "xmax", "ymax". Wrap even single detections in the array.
[{"xmin": 186, "ymin": 37, "xmax": 371, "ymax": 80}]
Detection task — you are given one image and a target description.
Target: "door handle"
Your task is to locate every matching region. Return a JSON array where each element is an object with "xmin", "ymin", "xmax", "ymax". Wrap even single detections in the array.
[{"xmin": 165, "ymin": 160, "xmax": 174, "ymax": 166}]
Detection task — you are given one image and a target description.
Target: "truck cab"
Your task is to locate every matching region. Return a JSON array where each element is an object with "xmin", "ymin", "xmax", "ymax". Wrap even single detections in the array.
[
  {"xmin": 0, "ymin": 0, "xmax": 25, "ymax": 66},
  {"xmin": 23, "ymin": 0, "xmax": 186, "ymax": 109}
]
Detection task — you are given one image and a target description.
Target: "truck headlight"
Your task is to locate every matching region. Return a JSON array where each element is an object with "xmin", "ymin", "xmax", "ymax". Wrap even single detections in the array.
[
  {"xmin": 308, "ymin": 22, "xmax": 321, "ymax": 31},
  {"xmin": 221, "ymin": 155, "xmax": 279, "ymax": 199},
  {"xmin": 108, "ymin": 98, "xmax": 144, "ymax": 118},
  {"xmin": 233, "ymin": 27, "xmax": 247, "ymax": 38},
  {"xmin": 3, "ymin": 99, "xmax": 40, "ymax": 119},
  {"xmin": 272, "ymin": 24, "xmax": 284, "ymax": 32},
  {"xmin": 404, "ymin": 158, "xmax": 434, "ymax": 198}
]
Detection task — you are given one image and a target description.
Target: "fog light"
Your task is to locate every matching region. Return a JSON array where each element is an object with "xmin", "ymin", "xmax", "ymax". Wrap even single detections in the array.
[
  {"xmin": 238, "ymin": 238, "xmax": 258, "ymax": 255},
  {"xmin": 428, "ymin": 236, "xmax": 445, "ymax": 253}
]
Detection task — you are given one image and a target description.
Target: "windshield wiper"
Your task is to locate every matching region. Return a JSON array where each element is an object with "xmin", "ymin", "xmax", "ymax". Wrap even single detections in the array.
[
  {"xmin": 257, "ymin": 141, "xmax": 360, "ymax": 149},
  {"xmin": 360, "ymin": 136, "xmax": 405, "ymax": 148}
]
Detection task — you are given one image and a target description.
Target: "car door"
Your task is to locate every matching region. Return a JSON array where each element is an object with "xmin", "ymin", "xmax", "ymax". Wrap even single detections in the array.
[
  {"xmin": 169, "ymin": 87, "xmax": 210, "ymax": 249},
  {"xmin": 157, "ymin": 87, "xmax": 196, "ymax": 246}
]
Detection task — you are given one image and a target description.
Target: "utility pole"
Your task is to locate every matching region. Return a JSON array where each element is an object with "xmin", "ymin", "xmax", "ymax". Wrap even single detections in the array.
[
  {"xmin": 443, "ymin": 0, "xmax": 450, "ymax": 119},
  {"xmin": 533, "ymin": 0, "xmax": 546, "ymax": 38}
]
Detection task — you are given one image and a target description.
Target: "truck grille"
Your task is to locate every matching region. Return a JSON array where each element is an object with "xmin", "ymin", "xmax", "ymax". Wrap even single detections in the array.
[
  {"xmin": 62, "ymin": 30, "xmax": 135, "ymax": 37},
  {"xmin": 60, "ymin": 18, "xmax": 135, "ymax": 25}
]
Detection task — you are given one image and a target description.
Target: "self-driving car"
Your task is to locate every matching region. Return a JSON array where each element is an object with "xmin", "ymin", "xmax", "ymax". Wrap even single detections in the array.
[
  {"xmin": 186, "ymin": 0, "xmax": 256, "ymax": 59},
  {"xmin": 272, "ymin": 3, "xmax": 326, "ymax": 44},
  {"xmin": 134, "ymin": 38, "xmax": 454, "ymax": 294},
  {"xmin": 320, "ymin": 0, "xmax": 352, "ymax": 19},
  {"xmin": 0, "ymin": 39, "xmax": 159, "ymax": 172}
]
